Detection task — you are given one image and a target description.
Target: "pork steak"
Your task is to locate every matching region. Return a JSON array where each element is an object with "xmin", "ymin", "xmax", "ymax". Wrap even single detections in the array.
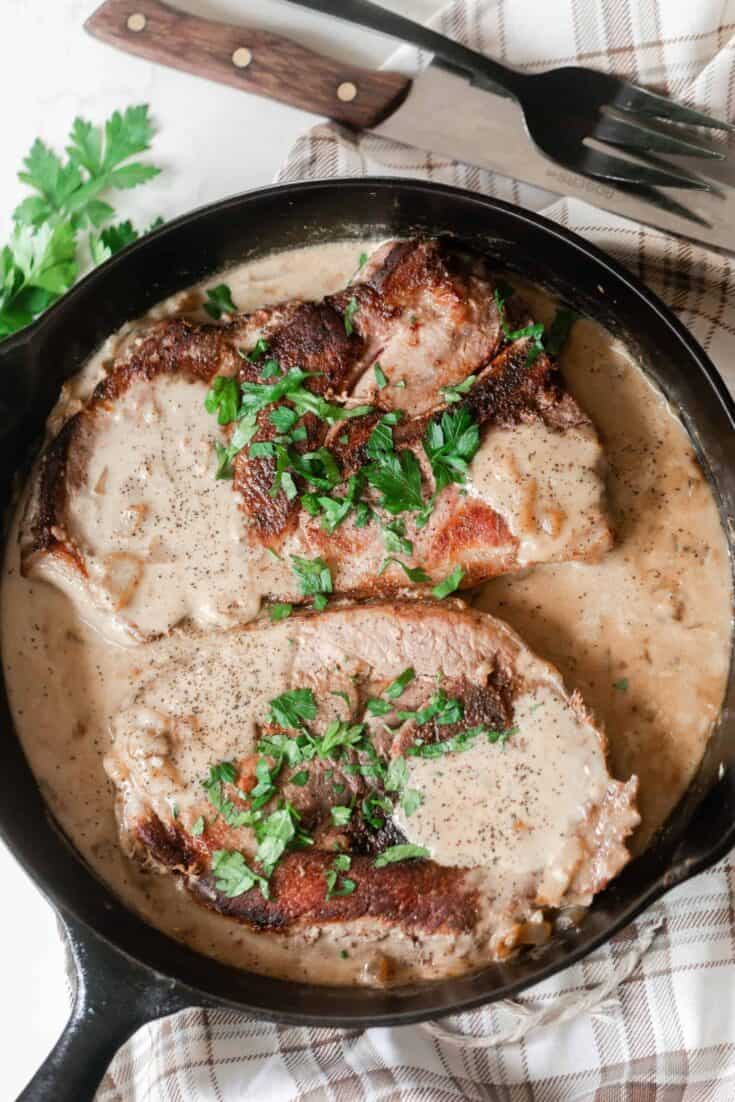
[
  {"xmin": 20, "ymin": 238, "xmax": 613, "ymax": 642},
  {"xmin": 105, "ymin": 602, "xmax": 639, "ymax": 967}
]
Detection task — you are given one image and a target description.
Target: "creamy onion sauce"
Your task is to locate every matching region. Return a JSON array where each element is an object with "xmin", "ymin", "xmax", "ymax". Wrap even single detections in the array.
[{"xmin": 1, "ymin": 241, "xmax": 731, "ymax": 985}]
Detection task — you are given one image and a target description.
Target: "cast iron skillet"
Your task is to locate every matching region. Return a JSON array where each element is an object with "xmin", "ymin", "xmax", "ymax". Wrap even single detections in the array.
[{"xmin": 2, "ymin": 179, "xmax": 734, "ymax": 1101}]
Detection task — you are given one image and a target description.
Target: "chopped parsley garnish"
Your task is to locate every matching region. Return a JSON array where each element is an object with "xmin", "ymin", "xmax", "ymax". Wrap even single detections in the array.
[
  {"xmin": 248, "ymin": 757, "xmax": 279, "ymax": 810},
  {"xmin": 544, "ymin": 307, "xmax": 577, "ymax": 357},
  {"xmin": 494, "ymin": 285, "xmax": 577, "ymax": 366},
  {"xmin": 365, "ymin": 443, "xmax": 424, "ymax": 515},
  {"xmin": 613, "ymin": 678, "xmax": 629, "ymax": 692},
  {"xmin": 432, "ymin": 565, "xmax": 465, "ymax": 599},
  {"xmin": 269, "ymin": 687, "xmax": 317, "ymax": 730},
  {"xmin": 379, "ymin": 557, "xmax": 430, "ymax": 584},
  {"xmin": 245, "ymin": 337, "xmax": 269, "ymax": 362},
  {"xmin": 254, "ymin": 806, "xmax": 302, "ymax": 873},
  {"xmin": 204, "ymin": 760, "xmax": 259, "ymax": 826},
  {"xmin": 209, "ymin": 761, "xmax": 237, "ymax": 784},
  {"xmin": 366, "ymin": 697, "xmax": 392, "ymax": 716},
  {"xmin": 374, "ymin": 844, "xmax": 429, "ymax": 867},
  {"xmin": 408, "ymin": 723, "xmax": 516, "ymax": 758},
  {"xmin": 214, "ymin": 442, "xmax": 235, "ymax": 480},
  {"xmin": 204, "ymin": 376, "xmax": 240, "ymax": 425},
  {"xmin": 381, "ymin": 517, "xmax": 413, "ymax": 556},
  {"xmin": 290, "ymin": 769, "xmax": 309, "ymax": 786},
  {"xmin": 212, "ymin": 850, "xmax": 269, "ymax": 899},
  {"xmin": 330, "ymin": 805, "xmax": 352, "ymax": 827},
  {"xmin": 290, "ymin": 555, "xmax": 333, "ymax": 600},
  {"xmin": 397, "ymin": 688, "xmax": 463, "ymax": 727},
  {"xmin": 385, "ymin": 667, "xmax": 415, "ymax": 700},
  {"xmin": 191, "ymin": 816, "xmax": 205, "ymax": 836},
  {"xmin": 269, "ymin": 602, "xmax": 293, "ymax": 622},
  {"xmin": 400, "ymin": 787, "xmax": 423, "ymax": 816},
  {"xmin": 305, "ymin": 474, "xmax": 362, "ymax": 535},
  {"xmin": 362, "ymin": 792, "xmax": 392, "ymax": 829},
  {"xmin": 385, "ymin": 756, "xmax": 408, "ymax": 791},
  {"xmin": 440, "ymin": 375, "xmax": 476, "ymax": 405},
  {"xmin": 343, "ymin": 296, "xmax": 359, "ymax": 335},
  {"xmin": 204, "ymin": 283, "xmax": 237, "ymax": 319},
  {"xmin": 423, "ymin": 407, "xmax": 480, "ymax": 494},
  {"xmin": 315, "ymin": 720, "xmax": 365, "ymax": 759},
  {"xmin": 325, "ymin": 853, "xmax": 356, "ymax": 899},
  {"xmin": 340, "ymin": 949, "xmax": 349, "ymax": 959},
  {"xmin": 313, "ymin": 593, "xmax": 329, "ymax": 611},
  {"xmin": 358, "ymin": 251, "xmax": 368, "ymax": 269},
  {"xmin": 374, "ymin": 363, "xmax": 388, "ymax": 389}
]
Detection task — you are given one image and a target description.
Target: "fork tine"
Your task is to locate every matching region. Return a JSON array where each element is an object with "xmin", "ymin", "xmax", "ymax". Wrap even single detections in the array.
[
  {"xmin": 594, "ymin": 112, "xmax": 725, "ymax": 160},
  {"xmin": 574, "ymin": 146, "xmax": 713, "ymax": 190},
  {"xmin": 611, "ymin": 82, "xmax": 735, "ymax": 132}
]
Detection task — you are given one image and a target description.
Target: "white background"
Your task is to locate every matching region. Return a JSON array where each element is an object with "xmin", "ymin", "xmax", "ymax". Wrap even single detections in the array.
[{"xmin": 0, "ymin": 2, "xmax": 440, "ymax": 1097}]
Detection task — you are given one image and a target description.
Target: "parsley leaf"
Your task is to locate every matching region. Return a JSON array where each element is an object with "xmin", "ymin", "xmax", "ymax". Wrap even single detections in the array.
[
  {"xmin": 384, "ymin": 756, "xmax": 408, "ymax": 791},
  {"xmin": 423, "ymin": 408, "xmax": 480, "ymax": 494},
  {"xmin": 362, "ymin": 792, "xmax": 392, "ymax": 828},
  {"xmin": 397, "ymin": 688, "xmax": 463, "ymax": 727},
  {"xmin": 374, "ymin": 844, "xmax": 429, "ymax": 867},
  {"xmin": 432, "ymin": 565, "xmax": 465, "ymax": 599},
  {"xmin": 365, "ymin": 448, "xmax": 424, "ymax": 515},
  {"xmin": 204, "ymin": 376, "xmax": 240, "ymax": 425},
  {"xmin": 269, "ymin": 602, "xmax": 293, "ymax": 622},
  {"xmin": 1, "ymin": 105, "xmax": 161, "ymax": 338},
  {"xmin": 379, "ymin": 557, "xmax": 430, "ymax": 584},
  {"xmin": 545, "ymin": 308, "xmax": 578, "ymax": 357},
  {"xmin": 325, "ymin": 850, "xmax": 356, "ymax": 899},
  {"xmin": 343, "ymin": 296, "xmax": 359, "ymax": 335},
  {"xmin": 385, "ymin": 667, "xmax": 415, "ymax": 700},
  {"xmin": 290, "ymin": 769, "xmax": 309, "ymax": 786},
  {"xmin": 254, "ymin": 807, "xmax": 298, "ymax": 873},
  {"xmin": 440, "ymin": 375, "xmax": 476, "ymax": 405},
  {"xmin": 246, "ymin": 337, "xmax": 269, "ymax": 362},
  {"xmin": 330, "ymin": 805, "xmax": 352, "ymax": 827},
  {"xmin": 269, "ymin": 687, "xmax": 317, "ymax": 730},
  {"xmin": 315, "ymin": 720, "xmax": 365, "ymax": 759},
  {"xmin": 212, "ymin": 849, "xmax": 269, "ymax": 899},
  {"xmin": 400, "ymin": 788, "xmax": 423, "ymax": 817},
  {"xmin": 204, "ymin": 283, "xmax": 237, "ymax": 319},
  {"xmin": 191, "ymin": 816, "xmax": 205, "ymax": 836},
  {"xmin": 613, "ymin": 678, "xmax": 629, "ymax": 692},
  {"xmin": 290, "ymin": 555, "xmax": 332, "ymax": 598},
  {"xmin": 374, "ymin": 362, "xmax": 388, "ymax": 389},
  {"xmin": 366, "ymin": 697, "xmax": 392, "ymax": 716},
  {"xmin": 381, "ymin": 517, "xmax": 413, "ymax": 556}
]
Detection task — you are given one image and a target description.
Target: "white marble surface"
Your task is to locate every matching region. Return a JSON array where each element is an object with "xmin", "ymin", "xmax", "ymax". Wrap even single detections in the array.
[{"xmin": 0, "ymin": 2, "xmax": 440, "ymax": 1097}]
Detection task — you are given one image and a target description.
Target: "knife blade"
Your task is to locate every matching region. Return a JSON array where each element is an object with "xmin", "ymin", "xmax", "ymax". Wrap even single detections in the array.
[{"xmin": 85, "ymin": 0, "xmax": 735, "ymax": 253}]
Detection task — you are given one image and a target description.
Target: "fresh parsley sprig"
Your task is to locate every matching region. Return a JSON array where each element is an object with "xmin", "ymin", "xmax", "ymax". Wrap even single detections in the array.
[{"xmin": 1, "ymin": 105, "xmax": 162, "ymax": 339}]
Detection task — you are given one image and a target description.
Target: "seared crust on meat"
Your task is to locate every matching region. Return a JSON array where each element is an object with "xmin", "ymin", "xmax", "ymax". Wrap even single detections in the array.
[{"xmin": 136, "ymin": 814, "xmax": 478, "ymax": 933}]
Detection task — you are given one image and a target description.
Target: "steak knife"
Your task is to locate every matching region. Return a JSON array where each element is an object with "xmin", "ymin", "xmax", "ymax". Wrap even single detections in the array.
[{"xmin": 85, "ymin": 0, "xmax": 735, "ymax": 252}]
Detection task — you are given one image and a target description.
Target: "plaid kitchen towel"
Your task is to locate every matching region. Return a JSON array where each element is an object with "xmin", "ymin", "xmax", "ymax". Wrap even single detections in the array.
[{"xmin": 97, "ymin": 1, "xmax": 735, "ymax": 1098}]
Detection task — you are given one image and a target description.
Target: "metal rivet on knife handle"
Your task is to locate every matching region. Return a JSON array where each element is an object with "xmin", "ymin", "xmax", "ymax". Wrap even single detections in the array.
[
  {"xmin": 126, "ymin": 12, "xmax": 146, "ymax": 32},
  {"xmin": 232, "ymin": 47, "xmax": 253, "ymax": 69},
  {"xmin": 337, "ymin": 81, "xmax": 358, "ymax": 102}
]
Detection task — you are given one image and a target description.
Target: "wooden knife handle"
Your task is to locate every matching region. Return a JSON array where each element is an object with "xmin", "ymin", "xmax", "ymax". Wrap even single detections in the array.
[{"xmin": 85, "ymin": 0, "xmax": 411, "ymax": 128}]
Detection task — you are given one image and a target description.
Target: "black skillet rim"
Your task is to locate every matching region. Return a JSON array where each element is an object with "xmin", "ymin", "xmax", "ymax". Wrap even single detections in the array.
[{"xmin": 1, "ymin": 177, "xmax": 734, "ymax": 1028}]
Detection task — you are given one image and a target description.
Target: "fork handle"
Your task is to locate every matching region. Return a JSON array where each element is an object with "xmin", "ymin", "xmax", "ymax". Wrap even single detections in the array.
[{"xmin": 283, "ymin": 0, "xmax": 526, "ymax": 98}]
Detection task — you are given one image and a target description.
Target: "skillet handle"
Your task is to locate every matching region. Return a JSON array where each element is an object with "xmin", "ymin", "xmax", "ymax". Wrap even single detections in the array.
[{"xmin": 17, "ymin": 911, "xmax": 197, "ymax": 1102}]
